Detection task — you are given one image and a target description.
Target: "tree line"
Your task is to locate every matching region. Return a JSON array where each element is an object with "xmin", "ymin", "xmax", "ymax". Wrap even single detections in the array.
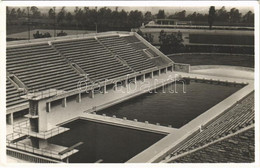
[
  {"xmin": 157, "ymin": 6, "xmax": 254, "ymax": 23},
  {"xmin": 7, "ymin": 6, "xmax": 254, "ymax": 32}
]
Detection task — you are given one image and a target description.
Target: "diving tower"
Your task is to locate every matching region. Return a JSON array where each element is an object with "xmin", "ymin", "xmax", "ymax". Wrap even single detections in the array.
[{"xmin": 7, "ymin": 89, "xmax": 81, "ymax": 162}]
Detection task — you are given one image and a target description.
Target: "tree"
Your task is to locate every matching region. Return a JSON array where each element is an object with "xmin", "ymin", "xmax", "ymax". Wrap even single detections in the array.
[
  {"xmin": 10, "ymin": 8, "xmax": 17, "ymax": 19},
  {"xmin": 144, "ymin": 33, "xmax": 154, "ymax": 43},
  {"xmin": 74, "ymin": 7, "xmax": 84, "ymax": 29},
  {"xmin": 157, "ymin": 10, "xmax": 165, "ymax": 19},
  {"xmin": 128, "ymin": 10, "xmax": 144, "ymax": 28},
  {"xmin": 174, "ymin": 10, "xmax": 186, "ymax": 19},
  {"xmin": 48, "ymin": 8, "xmax": 55, "ymax": 20},
  {"xmin": 57, "ymin": 7, "xmax": 66, "ymax": 28},
  {"xmin": 215, "ymin": 6, "xmax": 229, "ymax": 22},
  {"xmin": 30, "ymin": 6, "xmax": 41, "ymax": 18},
  {"xmin": 159, "ymin": 30, "xmax": 167, "ymax": 44},
  {"xmin": 243, "ymin": 11, "xmax": 254, "ymax": 23},
  {"xmin": 159, "ymin": 31, "xmax": 184, "ymax": 54},
  {"xmin": 208, "ymin": 6, "xmax": 216, "ymax": 30},
  {"xmin": 229, "ymin": 8, "xmax": 242, "ymax": 23},
  {"xmin": 16, "ymin": 8, "xmax": 22, "ymax": 18},
  {"xmin": 97, "ymin": 7, "xmax": 112, "ymax": 31},
  {"xmin": 65, "ymin": 12, "xmax": 73, "ymax": 25},
  {"xmin": 144, "ymin": 11, "xmax": 153, "ymax": 24}
]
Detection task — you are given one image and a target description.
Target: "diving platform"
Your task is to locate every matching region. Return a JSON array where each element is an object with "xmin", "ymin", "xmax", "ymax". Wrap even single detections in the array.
[
  {"xmin": 13, "ymin": 120, "xmax": 69, "ymax": 139},
  {"xmin": 6, "ymin": 135, "xmax": 79, "ymax": 160}
]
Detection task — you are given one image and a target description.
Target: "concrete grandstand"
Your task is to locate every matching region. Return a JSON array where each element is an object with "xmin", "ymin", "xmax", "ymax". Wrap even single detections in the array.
[{"xmin": 6, "ymin": 31, "xmax": 254, "ymax": 163}]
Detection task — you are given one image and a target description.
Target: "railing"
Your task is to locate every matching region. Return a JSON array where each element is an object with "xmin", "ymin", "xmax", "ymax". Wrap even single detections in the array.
[
  {"xmin": 6, "ymin": 132, "xmax": 25, "ymax": 142},
  {"xmin": 13, "ymin": 120, "xmax": 69, "ymax": 139},
  {"xmin": 7, "ymin": 147, "xmax": 62, "ymax": 163},
  {"xmin": 6, "ymin": 136, "xmax": 75, "ymax": 160}
]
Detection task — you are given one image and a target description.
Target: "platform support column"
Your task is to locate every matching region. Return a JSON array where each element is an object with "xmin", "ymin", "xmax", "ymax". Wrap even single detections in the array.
[
  {"xmin": 30, "ymin": 137, "xmax": 48, "ymax": 149},
  {"xmin": 133, "ymin": 76, "xmax": 137, "ymax": 84},
  {"xmin": 46, "ymin": 102, "xmax": 51, "ymax": 112},
  {"xmin": 39, "ymin": 139, "xmax": 48, "ymax": 148},
  {"xmin": 158, "ymin": 69, "xmax": 161, "ymax": 76},
  {"xmin": 141, "ymin": 74, "xmax": 145, "ymax": 82},
  {"xmin": 150, "ymin": 72, "xmax": 153, "ymax": 78},
  {"xmin": 114, "ymin": 83, "xmax": 117, "ymax": 91},
  {"xmin": 62, "ymin": 97, "xmax": 67, "ymax": 107},
  {"xmin": 7, "ymin": 113, "xmax": 13, "ymax": 125},
  {"xmin": 124, "ymin": 79, "xmax": 128, "ymax": 87},
  {"xmin": 90, "ymin": 90, "xmax": 94, "ymax": 99},
  {"xmin": 171, "ymin": 65, "xmax": 174, "ymax": 72},
  {"xmin": 102, "ymin": 85, "xmax": 107, "ymax": 94},
  {"xmin": 76, "ymin": 93, "xmax": 81, "ymax": 103}
]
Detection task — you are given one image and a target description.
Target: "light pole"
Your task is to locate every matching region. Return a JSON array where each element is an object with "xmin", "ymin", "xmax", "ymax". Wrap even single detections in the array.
[
  {"xmin": 54, "ymin": 7, "xmax": 56, "ymax": 38},
  {"xmin": 27, "ymin": 7, "xmax": 30, "ymax": 40}
]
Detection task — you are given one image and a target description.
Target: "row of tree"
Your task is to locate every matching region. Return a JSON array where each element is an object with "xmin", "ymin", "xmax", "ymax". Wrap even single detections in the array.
[
  {"xmin": 156, "ymin": 6, "xmax": 253, "ymax": 23},
  {"xmin": 7, "ymin": 6, "xmax": 254, "ymax": 32},
  {"xmin": 7, "ymin": 6, "xmax": 145, "ymax": 31}
]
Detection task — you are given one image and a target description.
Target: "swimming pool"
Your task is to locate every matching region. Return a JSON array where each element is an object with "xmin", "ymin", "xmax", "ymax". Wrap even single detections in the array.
[
  {"xmin": 49, "ymin": 119, "xmax": 165, "ymax": 163},
  {"xmin": 97, "ymin": 80, "xmax": 243, "ymax": 128}
]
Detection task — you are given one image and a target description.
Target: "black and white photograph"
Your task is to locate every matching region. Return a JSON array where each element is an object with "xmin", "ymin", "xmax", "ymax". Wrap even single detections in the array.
[{"xmin": 0, "ymin": 1, "xmax": 259, "ymax": 166}]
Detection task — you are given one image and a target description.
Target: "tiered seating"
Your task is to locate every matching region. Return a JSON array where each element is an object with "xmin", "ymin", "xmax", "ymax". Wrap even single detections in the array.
[
  {"xmin": 171, "ymin": 128, "xmax": 254, "ymax": 163},
  {"xmin": 98, "ymin": 36, "xmax": 156, "ymax": 72},
  {"xmin": 6, "ymin": 79, "xmax": 27, "ymax": 108},
  {"xmin": 122, "ymin": 36, "xmax": 149, "ymax": 51},
  {"xmin": 122, "ymin": 36, "xmax": 140, "ymax": 43},
  {"xmin": 122, "ymin": 35, "xmax": 159, "ymax": 58},
  {"xmin": 53, "ymin": 38, "xmax": 133, "ymax": 81},
  {"xmin": 146, "ymin": 48, "xmax": 159, "ymax": 57},
  {"xmin": 7, "ymin": 43, "xmax": 84, "ymax": 92},
  {"xmin": 166, "ymin": 92, "xmax": 254, "ymax": 158},
  {"xmin": 130, "ymin": 42, "xmax": 148, "ymax": 50}
]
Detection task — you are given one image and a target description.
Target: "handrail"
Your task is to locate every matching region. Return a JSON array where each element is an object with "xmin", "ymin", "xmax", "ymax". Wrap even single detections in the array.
[
  {"xmin": 6, "ymin": 138, "xmax": 75, "ymax": 160},
  {"xmin": 13, "ymin": 120, "xmax": 69, "ymax": 139}
]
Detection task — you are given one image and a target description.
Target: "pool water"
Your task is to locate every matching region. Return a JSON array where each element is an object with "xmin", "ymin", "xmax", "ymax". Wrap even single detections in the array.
[
  {"xmin": 49, "ymin": 119, "xmax": 165, "ymax": 163},
  {"xmin": 50, "ymin": 80, "xmax": 242, "ymax": 163},
  {"xmin": 97, "ymin": 80, "xmax": 243, "ymax": 128}
]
